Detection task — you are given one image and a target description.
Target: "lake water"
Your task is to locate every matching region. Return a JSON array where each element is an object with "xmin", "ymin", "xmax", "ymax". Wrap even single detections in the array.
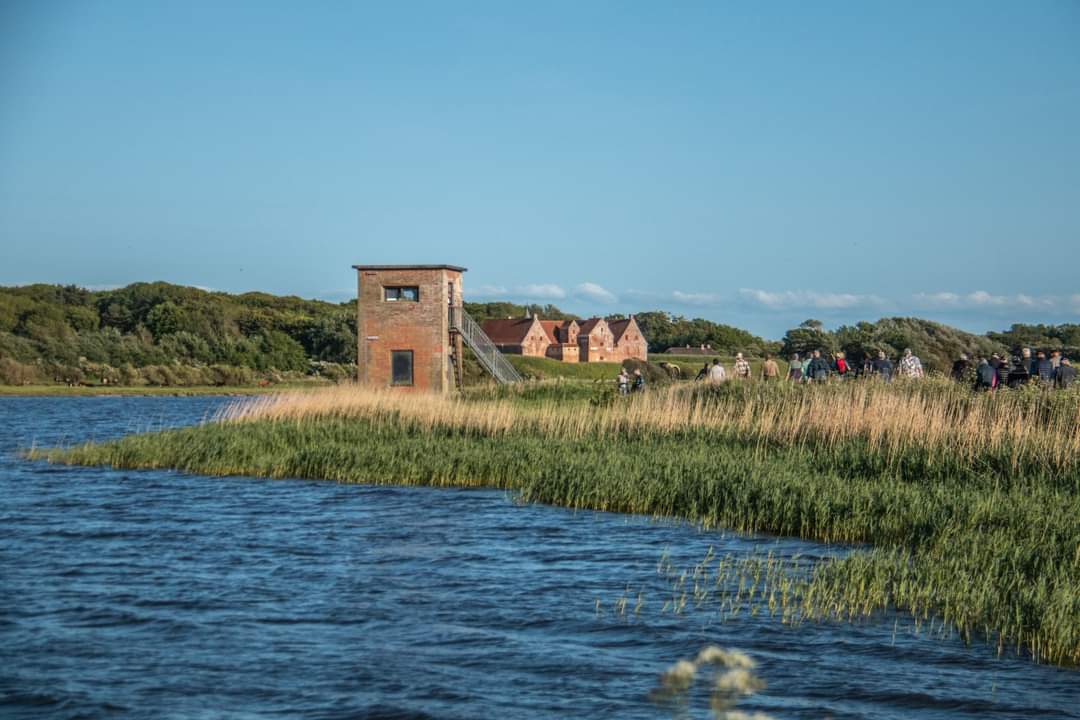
[{"xmin": 1, "ymin": 396, "xmax": 1077, "ymax": 719}]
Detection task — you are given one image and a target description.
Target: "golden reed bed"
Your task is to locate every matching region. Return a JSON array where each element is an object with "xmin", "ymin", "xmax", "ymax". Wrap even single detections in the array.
[{"xmin": 220, "ymin": 380, "xmax": 1080, "ymax": 475}]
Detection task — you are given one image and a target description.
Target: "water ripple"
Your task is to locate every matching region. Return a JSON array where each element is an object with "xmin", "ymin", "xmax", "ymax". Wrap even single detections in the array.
[{"xmin": 1, "ymin": 396, "xmax": 1078, "ymax": 719}]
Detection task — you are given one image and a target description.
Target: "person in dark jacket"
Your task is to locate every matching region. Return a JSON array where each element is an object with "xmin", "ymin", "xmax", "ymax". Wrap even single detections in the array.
[
  {"xmin": 807, "ymin": 350, "xmax": 830, "ymax": 382},
  {"xmin": 1022, "ymin": 347, "xmax": 1035, "ymax": 377},
  {"xmin": 632, "ymin": 368, "xmax": 645, "ymax": 393},
  {"xmin": 1006, "ymin": 354, "xmax": 1030, "ymax": 388},
  {"xmin": 989, "ymin": 353, "xmax": 1003, "ymax": 386},
  {"xmin": 951, "ymin": 353, "xmax": 970, "ymax": 381},
  {"xmin": 873, "ymin": 350, "xmax": 893, "ymax": 383},
  {"xmin": 1034, "ymin": 351, "xmax": 1054, "ymax": 384},
  {"xmin": 1056, "ymin": 358, "xmax": 1076, "ymax": 389},
  {"xmin": 861, "ymin": 354, "xmax": 875, "ymax": 377},
  {"xmin": 974, "ymin": 357, "xmax": 996, "ymax": 391}
]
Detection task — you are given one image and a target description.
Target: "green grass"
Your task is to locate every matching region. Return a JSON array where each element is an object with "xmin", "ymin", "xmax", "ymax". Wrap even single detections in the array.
[{"xmin": 507, "ymin": 355, "xmax": 623, "ymax": 381}]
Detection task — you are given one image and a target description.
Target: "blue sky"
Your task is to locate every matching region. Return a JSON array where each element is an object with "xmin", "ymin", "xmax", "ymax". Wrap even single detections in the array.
[{"xmin": 1, "ymin": 1, "xmax": 1077, "ymax": 338}]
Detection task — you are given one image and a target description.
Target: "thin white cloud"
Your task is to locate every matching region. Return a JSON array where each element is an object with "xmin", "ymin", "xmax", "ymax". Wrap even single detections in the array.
[
  {"xmin": 575, "ymin": 282, "xmax": 617, "ymax": 304},
  {"xmin": 913, "ymin": 291, "xmax": 961, "ymax": 306},
  {"xmin": 671, "ymin": 290, "xmax": 721, "ymax": 306},
  {"xmin": 738, "ymin": 288, "xmax": 881, "ymax": 311},
  {"xmin": 913, "ymin": 290, "xmax": 1058, "ymax": 310},
  {"xmin": 466, "ymin": 284, "xmax": 510, "ymax": 298},
  {"xmin": 1071, "ymin": 294, "xmax": 1080, "ymax": 311},
  {"xmin": 967, "ymin": 290, "xmax": 1009, "ymax": 307},
  {"xmin": 517, "ymin": 283, "xmax": 566, "ymax": 300},
  {"xmin": 466, "ymin": 283, "xmax": 566, "ymax": 301}
]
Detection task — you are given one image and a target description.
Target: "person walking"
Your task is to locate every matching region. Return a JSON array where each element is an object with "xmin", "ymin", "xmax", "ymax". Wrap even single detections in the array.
[
  {"xmin": 1007, "ymin": 353, "xmax": 1030, "ymax": 388},
  {"xmin": 807, "ymin": 350, "xmax": 830, "ymax": 383},
  {"xmin": 990, "ymin": 353, "xmax": 1004, "ymax": 387},
  {"xmin": 761, "ymin": 353, "xmax": 780, "ymax": 381},
  {"xmin": 1035, "ymin": 351, "xmax": 1055, "ymax": 384},
  {"xmin": 861, "ymin": 354, "xmax": 875, "ymax": 377},
  {"xmin": 874, "ymin": 350, "xmax": 893, "ymax": 383},
  {"xmin": 694, "ymin": 362, "xmax": 709, "ymax": 382},
  {"xmin": 800, "ymin": 354, "xmax": 811, "ymax": 383},
  {"xmin": 617, "ymin": 368, "xmax": 630, "ymax": 395},
  {"xmin": 787, "ymin": 353, "xmax": 802, "ymax": 382},
  {"xmin": 632, "ymin": 368, "xmax": 645, "ymax": 393},
  {"xmin": 1050, "ymin": 350, "xmax": 1062, "ymax": 370},
  {"xmin": 708, "ymin": 358, "xmax": 727, "ymax": 383},
  {"xmin": 1055, "ymin": 358, "xmax": 1076, "ymax": 389},
  {"xmin": 974, "ymin": 357, "xmax": 997, "ymax": 391},
  {"xmin": 733, "ymin": 352, "xmax": 752, "ymax": 380},
  {"xmin": 1021, "ymin": 347, "xmax": 1035, "ymax": 377},
  {"xmin": 898, "ymin": 348, "xmax": 924, "ymax": 379},
  {"xmin": 951, "ymin": 353, "xmax": 970, "ymax": 381},
  {"xmin": 833, "ymin": 351, "xmax": 850, "ymax": 378}
]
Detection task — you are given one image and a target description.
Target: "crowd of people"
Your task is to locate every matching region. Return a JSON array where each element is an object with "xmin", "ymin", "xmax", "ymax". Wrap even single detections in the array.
[
  {"xmin": 680, "ymin": 346, "xmax": 1076, "ymax": 390},
  {"xmin": 957, "ymin": 348, "xmax": 1076, "ymax": 391}
]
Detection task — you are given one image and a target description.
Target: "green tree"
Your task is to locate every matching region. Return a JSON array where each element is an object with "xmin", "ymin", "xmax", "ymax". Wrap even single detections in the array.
[{"xmin": 146, "ymin": 301, "xmax": 186, "ymax": 339}]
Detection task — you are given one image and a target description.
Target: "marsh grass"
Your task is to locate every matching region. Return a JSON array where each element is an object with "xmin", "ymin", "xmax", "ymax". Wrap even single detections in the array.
[{"xmin": 28, "ymin": 379, "xmax": 1080, "ymax": 666}]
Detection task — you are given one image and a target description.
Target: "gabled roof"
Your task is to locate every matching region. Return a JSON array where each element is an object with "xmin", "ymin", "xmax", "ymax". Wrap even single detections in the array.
[
  {"xmin": 577, "ymin": 318, "xmax": 606, "ymax": 334},
  {"xmin": 538, "ymin": 320, "xmax": 561, "ymax": 345},
  {"xmin": 538, "ymin": 319, "xmax": 579, "ymax": 344},
  {"xmin": 481, "ymin": 317, "xmax": 542, "ymax": 345},
  {"xmin": 609, "ymin": 317, "xmax": 636, "ymax": 343}
]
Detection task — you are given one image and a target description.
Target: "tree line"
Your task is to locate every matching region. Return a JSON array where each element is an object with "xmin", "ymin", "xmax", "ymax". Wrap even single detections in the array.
[
  {"xmin": 0, "ymin": 282, "xmax": 356, "ymax": 385},
  {"xmin": 0, "ymin": 282, "xmax": 1074, "ymax": 384}
]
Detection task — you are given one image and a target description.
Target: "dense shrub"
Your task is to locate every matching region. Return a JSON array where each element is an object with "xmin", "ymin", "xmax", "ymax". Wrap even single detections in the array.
[{"xmin": 0, "ymin": 357, "xmax": 40, "ymax": 385}]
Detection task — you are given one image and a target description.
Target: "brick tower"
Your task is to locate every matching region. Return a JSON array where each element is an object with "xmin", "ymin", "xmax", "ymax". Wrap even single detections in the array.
[{"xmin": 353, "ymin": 264, "xmax": 465, "ymax": 393}]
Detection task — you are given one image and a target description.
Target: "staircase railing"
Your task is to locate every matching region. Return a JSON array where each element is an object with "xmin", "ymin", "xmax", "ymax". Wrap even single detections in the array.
[{"xmin": 449, "ymin": 306, "xmax": 523, "ymax": 384}]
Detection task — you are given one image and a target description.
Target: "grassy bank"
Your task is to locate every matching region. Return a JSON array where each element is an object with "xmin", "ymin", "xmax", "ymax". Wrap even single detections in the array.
[
  {"xmin": 507, "ymin": 355, "xmax": 623, "ymax": 381},
  {"xmin": 29, "ymin": 379, "xmax": 1080, "ymax": 666}
]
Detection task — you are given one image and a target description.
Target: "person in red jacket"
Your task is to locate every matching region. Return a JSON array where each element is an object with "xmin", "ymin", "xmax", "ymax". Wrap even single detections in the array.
[{"xmin": 833, "ymin": 351, "xmax": 850, "ymax": 378}]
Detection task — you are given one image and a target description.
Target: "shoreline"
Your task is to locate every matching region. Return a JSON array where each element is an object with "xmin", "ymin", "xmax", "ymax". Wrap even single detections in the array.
[{"xmin": 0, "ymin": 382, "xmax": 336, "ymax": 397}]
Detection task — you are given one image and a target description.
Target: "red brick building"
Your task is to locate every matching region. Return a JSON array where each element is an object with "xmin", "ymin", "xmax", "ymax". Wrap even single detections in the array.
[
  {"xmin": 608, "ymin": 317, "xmax": 648, "ymax": 362},
  {"xmin": 354, "ymin": 264, "xmax": 465, "ymax": 392},
  {"xmin": 482, "ymin": 314, "xmax": 647, "ymax": 363},
  {"xmin": 540, "ymin": 320, "xmax": 580, "ymax": 362},
  {"xmin": 481, "ymin": 317, "xmax": 551, "ymax": 357}
]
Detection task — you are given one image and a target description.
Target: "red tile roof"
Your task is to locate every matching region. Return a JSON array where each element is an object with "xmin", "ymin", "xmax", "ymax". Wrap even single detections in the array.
[
  {"xmin": 609, "ymin": 318, "xmax": 633, "ymax": 343},
  {"xmin": 538, "ymin": 320, "xmax": 578, "ymax": 344},
  {"xmin": 481, "ymin": 318, "xmax": 539, "ymax": 345},
  {"xmin": 577, "ymin": 318, "xmax": 603, "ymax": 334}
]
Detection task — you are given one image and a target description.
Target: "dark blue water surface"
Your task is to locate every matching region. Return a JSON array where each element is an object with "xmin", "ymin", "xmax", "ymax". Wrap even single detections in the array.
[{"xmin": 1, "ymin": 396, "xmax": 1078, "ymax": 719}]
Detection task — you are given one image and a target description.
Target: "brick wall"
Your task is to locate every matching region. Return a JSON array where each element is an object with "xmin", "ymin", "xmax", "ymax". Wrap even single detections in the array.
[{"xmin": 357, "ymin": 268, "xmax": 461, "ymax": 392}]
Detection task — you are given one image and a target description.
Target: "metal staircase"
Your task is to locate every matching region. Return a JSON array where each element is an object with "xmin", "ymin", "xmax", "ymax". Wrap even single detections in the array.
[{"xmin": 449, "ymin": 306, "xmax": 523, "ymax": 385}]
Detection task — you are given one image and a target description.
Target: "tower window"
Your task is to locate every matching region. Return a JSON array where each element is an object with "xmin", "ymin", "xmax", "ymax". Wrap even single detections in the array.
[{"xmin": 384, "ymin": 286, "xmax": 419, "ymax": 302}]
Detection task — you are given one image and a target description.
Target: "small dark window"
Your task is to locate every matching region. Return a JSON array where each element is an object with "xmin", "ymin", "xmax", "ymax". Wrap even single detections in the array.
[
  {"xmin": 384, "ymin": 286, "xmax": 419, "ymax": 302},
  {"xmin": 391, "ymin": 350, "xmax": 413, "ymax": 386}
]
